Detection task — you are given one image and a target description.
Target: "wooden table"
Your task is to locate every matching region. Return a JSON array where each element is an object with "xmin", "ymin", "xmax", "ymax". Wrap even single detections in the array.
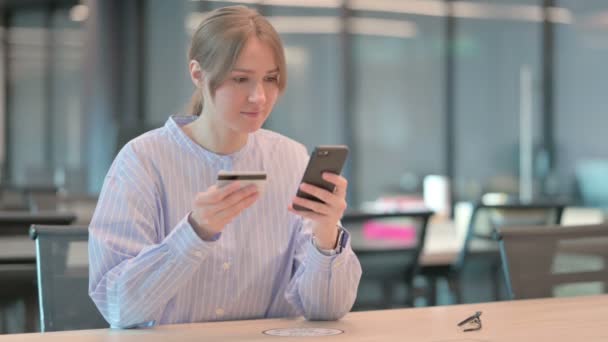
[
  {"xmin": 348, "ymin": 219, "xmax": 464, "ymax": 266},
  {"xmin": 348, "ymin": 206, "xmax": 606, "ymax": 267},
  {"xmin": 4, "ymin": 295, "xmax": 608, "ymax": 341},
  {"xmin": 1, "ymin": 206, "xmax": 601, "ymax": 265},
  {"xmin": 0, "ymin": 211, "xmax": 78, "ymax": 264},
  {"xmin": 0, "ymin": 211, "xmax": 77, "ymax": 236},
  {"xmin": 0, "ymin": 210, "xmax": 458, "ymax": 267},
  {"xmin": 0, "ymin": 219, "xmax": 474, "ymax": 268},
  {"xmin": 0, "ymin": 236, "xmax": 36, "ymax": 263}
]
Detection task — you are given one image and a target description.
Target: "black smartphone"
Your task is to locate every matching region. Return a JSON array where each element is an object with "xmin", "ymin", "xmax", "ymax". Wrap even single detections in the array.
[{"xmin": 293, "ymin": 145, "xmax": 349, "ymax": 211}]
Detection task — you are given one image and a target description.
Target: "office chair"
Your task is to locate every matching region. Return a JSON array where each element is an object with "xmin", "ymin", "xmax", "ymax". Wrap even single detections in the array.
[
  {"xmin": 497, "ymin": 224, "xmax": 608, "ymax": 299},
  {"xmin": 30, "ymin": 225, "xmax": 107, "ymax": 332},
  {"xmin": 344, "ymin": 210, "xmax": 432, "ymax": 309},
  {"xmin": 0, "ymin": 263, "xmax": 37, "ymax": 333},
  {"xmin": 0, "ymin": 185, "xmax": 60, "ymax": 212},
  {"xmin": 0, "ymin": 211, "xmax": 77, "ymax": 333},
  {"xmin": 423, "ymin": 202, "xmax": 565, "ymax": 305}
]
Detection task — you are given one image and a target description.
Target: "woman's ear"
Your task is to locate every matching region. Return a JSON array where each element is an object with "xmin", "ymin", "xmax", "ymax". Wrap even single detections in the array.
[{"xmin": 189, "ymin": 60, "xmax": 205, "ymax": 87}]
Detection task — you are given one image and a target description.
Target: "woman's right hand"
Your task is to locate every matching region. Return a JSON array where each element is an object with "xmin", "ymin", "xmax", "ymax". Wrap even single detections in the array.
[{"xmin": 189, "ymin": 182, "xmax": 259, "ymax": 241}]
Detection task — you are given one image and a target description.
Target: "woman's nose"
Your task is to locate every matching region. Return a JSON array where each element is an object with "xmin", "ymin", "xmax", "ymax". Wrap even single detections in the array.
[{"xmin": 248, "ymin": 82, "xmax": 266, "ymax": 104}]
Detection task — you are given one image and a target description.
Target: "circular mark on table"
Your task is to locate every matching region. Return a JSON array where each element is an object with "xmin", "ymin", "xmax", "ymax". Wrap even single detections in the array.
[
  {"xmin": 430, "ymin": 339, "xmax": 490, "ymax": 342},
  {"xmin": 263, "ymin": 328, "xmax": 344, "ymax": 337}
]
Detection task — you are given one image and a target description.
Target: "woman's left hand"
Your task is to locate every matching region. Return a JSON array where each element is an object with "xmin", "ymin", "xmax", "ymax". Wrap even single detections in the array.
[{"xmin": 288, "ymin": 172, "xmax": 348, "ymax": 250}]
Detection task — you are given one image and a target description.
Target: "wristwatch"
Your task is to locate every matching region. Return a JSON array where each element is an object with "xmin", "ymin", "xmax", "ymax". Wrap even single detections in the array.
[{"xmin": 312, "ymin": 226, "xmax": 347, "ymax": 256}]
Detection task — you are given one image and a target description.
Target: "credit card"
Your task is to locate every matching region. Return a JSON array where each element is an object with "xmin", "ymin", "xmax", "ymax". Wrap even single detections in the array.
[{"xmin": 217, "ymin": 171, "xmax": 267, "ymax": 194}]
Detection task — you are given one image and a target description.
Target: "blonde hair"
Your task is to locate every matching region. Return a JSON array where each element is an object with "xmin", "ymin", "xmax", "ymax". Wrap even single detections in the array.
[{"xmin": 187, "ymin": 6, "xmax": 287, "ymax": 115}]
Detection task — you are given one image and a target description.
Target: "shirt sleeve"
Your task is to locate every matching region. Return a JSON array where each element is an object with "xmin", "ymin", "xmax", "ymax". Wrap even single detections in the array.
[
  {"xmin": 88, "ymin": 144, "xmax": 215, "ymax": 328},
  {"xmin": 284, "ymin": 217, "xmax": 362, "ymax": 321}
]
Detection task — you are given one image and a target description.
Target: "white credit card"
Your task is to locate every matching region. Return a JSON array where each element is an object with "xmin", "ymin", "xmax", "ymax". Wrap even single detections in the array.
[{"xmin": 217, "ymin": 171, "xmax": 267, "ymax": 194}]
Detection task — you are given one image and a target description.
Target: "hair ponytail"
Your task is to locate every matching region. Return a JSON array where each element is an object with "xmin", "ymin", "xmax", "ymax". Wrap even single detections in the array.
[{"xmin": 188, "ymin": 89, "xmax": 203, "ymax": 116}]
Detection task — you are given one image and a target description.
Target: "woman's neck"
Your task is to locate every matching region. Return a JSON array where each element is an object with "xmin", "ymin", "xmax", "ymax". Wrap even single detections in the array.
[{"xmin": 183, "ymin": 114, "xmax": 248, "ymax": 155}]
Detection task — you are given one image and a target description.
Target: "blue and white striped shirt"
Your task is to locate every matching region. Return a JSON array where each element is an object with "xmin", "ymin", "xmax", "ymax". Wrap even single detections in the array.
[{"xmin": 88, "ymin": 115, "xmax": 362, "ymax": 328}]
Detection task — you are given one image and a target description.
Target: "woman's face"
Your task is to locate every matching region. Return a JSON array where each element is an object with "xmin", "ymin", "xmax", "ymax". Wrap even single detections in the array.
[{"xmin": 204, "ymin": 37, "xmax": 280, "ymax": 135}]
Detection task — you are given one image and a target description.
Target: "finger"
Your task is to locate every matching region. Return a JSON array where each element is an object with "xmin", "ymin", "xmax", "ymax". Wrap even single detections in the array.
[
  {"xmin": 215, "ymin": 191, "xmax": 259, "ymax": 223},
  {"xmin": 322, "ymin": 173, "xmax": 348, "ymax": 197},
  {"xmin": 209, "ymin": 184, "xmax": 258, "ymax": 213},
  {"xmin": 298, "ymin": 183, "xmax": 336, "ymax": 205},
  {"xmin": 213, "ymin": 191, "xmax": 260, "ymax": 223},
  {"xmin": 193, "ymin": 184, "xmax": 253, "ymax": 221},
  {"xmin": 292, "ymin": 196, "xmax": 332, "ymax": 215},
  {"xmin": 197, "ymin": 181, "xmax": 242, "ymax": 205}
]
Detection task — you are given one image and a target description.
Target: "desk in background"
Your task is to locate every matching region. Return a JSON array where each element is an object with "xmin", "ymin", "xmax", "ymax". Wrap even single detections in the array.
[
  {"xmin": 4, "ymin": 295, "xmax": 608, "ymax": 341},
  {"xmin": 345, "ymin": 206, "xmax": 605, "ymax": 306},
  {"xmin": 0, "ymin": 211, "xmax": 77, "ymax": 237},
  {"xmin": 2, "ymin": 206, "xmax": 601, "ymax": 266},
  {"xmin": 0, "ymin": 211, "xmax": 78, "ymax": 262}
]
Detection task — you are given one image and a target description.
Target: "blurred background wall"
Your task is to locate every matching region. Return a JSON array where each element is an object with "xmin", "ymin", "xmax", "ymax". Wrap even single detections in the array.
[{"xmin": 0, "ymin": 0, "xmax": 607, "ymax": 210}]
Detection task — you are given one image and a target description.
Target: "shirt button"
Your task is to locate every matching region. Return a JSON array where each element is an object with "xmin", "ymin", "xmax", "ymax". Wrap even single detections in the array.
[
  {"xmin": 215, "ymin": 308, "xmax": 224, "ymax": 316},
  {"xmin": 223, "ymin": 262, "xmax": 231, "ymax": 270},
  {"xmin": 194, "ymin": 251, "xmax": 203, "ymax": 258}
]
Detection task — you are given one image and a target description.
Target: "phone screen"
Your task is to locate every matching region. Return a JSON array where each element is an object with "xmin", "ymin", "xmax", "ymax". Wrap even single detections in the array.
[{"xmin": 293, "ymin": 145, "xmax": 348, "ymax": 211}]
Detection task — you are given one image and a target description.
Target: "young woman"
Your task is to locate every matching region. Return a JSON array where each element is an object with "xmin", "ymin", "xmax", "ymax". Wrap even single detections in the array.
[{"xmin": 88, "ymin": 6, "xmax": 361, "ymax": 328}]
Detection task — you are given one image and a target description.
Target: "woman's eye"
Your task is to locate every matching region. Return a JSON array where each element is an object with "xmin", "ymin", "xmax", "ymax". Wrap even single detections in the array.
[
  {"xmin": 233, "ymin": 77, "xmax": 248, "ymax": 83},
  {"xmin": 265, "ymin": 76, "xmax": 278, "ymax": 83}
]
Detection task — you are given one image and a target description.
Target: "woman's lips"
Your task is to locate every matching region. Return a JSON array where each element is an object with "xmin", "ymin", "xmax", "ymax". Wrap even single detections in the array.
[{"xmin": 241, "ymin": 111, "xmax": 261, "ymax": 117}]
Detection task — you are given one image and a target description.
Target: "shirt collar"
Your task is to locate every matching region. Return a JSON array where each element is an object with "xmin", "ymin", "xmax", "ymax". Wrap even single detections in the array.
[{"xmin": 165, "ymin": 115, "xmax": 253, "ymax": 166}]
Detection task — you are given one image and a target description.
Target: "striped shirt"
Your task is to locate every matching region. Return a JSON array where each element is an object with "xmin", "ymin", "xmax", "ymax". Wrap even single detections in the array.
[{"xmin": 88, "ymin": 115, "xmax": 362, "ymax": 328}]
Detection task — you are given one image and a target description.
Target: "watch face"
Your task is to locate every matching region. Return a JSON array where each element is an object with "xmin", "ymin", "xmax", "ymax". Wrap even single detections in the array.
[{"xmin": 263, "ymin": 328, "xmax": 344, "ymax": 337}]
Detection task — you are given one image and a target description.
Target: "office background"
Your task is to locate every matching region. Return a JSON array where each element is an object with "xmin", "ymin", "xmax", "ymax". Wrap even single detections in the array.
[
  {"xmin": 1, "ymin": 0, "xmax": 607, "ymax": 208},
  {"xmin": 0, "ymin": 0, "xmax": 608, "ymax": 335}
]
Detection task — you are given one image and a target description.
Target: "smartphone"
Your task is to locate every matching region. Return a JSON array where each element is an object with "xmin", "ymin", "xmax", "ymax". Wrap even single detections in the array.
[{"xmin": 293, "ymin": 145, "xmax": 349, "ymax": 211}]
